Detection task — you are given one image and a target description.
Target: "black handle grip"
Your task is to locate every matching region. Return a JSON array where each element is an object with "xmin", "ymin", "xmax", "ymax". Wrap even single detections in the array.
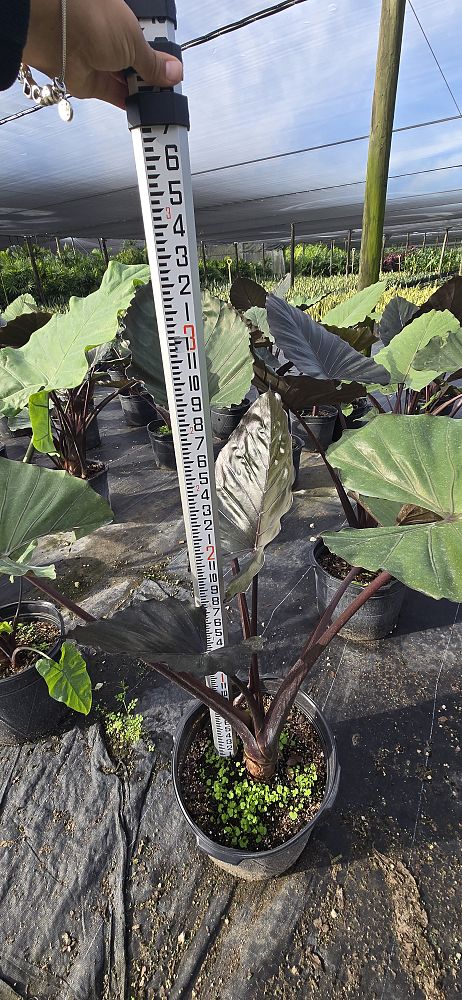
[{"xmin": 125, "ymin": 0, "xmax": 177, "ymax": 27}]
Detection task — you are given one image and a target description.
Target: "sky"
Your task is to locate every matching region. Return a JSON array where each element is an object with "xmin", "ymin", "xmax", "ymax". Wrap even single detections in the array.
[{"xmin": 0, "ymin": 0, "xmax": 461, "ymax": 243}]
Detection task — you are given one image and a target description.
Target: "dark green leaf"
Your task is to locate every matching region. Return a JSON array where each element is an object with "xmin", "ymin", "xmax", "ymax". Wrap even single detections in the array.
[
  {"xmin": 267, "ymin": 296, "xmax": 389, "ymax": 385},
  {"xmin": 230, "ymin": 277, "xmax": 267, "ymax": 311},
  {"xmin": 379, "ymin": 296, "xmax": 418, "ymax": 346}
]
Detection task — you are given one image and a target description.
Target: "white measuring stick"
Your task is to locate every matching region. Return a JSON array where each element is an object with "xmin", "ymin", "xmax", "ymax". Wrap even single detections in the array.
[{"xmin": 125, "ymin": 0, "xmax": 234, "ymax": 756}]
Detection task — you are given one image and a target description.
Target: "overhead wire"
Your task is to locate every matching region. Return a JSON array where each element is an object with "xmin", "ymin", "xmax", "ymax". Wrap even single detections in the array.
[
  {"xmin": 182, "ymin": 0, "xmax": 310, "ymax": 50},
  {"xmin": 407, "ymin": 0, "xmax": 462, "ymax": 117}
]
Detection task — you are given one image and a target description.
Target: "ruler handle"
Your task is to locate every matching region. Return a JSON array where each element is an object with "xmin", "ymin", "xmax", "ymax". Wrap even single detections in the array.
[{"xmin": 125, "ymin": 0, "xmax": 235, "ymax": 756}]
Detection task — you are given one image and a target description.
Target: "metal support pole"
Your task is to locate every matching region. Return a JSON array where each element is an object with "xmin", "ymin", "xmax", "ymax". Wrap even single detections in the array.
[
  {"xmin": 71, "ymin": 237, "xmax": 76, "ymax": 257},
  {"xmin": 423, "ymin": 232, "xmax": 427, "ymax": 248},
  {"xmin": 329, "ymin": 239, "xmax": 334, "ymax": 276},
  {"xmin": 234, "ymin": 242, "xmax": 240, "ymax": 276},
  {"xmin": 405, "ymin": 231, "xmax": 410, "ymax": 250},
  {"xmin": 438, "ymin": 228, "xmax": 449, "ymax": 276},
  {"xmin": 201, "ymin": 241, "xmax": 207, "ymax": 285},
  {"xmin": 381, "ymin": 234, "xmax": 386, "ymax": 271},
  {"xmin": 262, "ymin": 242, "xmax": 266, "ymax": 275},
  {"xmin": 358, "ymin": 0, "xmax": 406, "ymax": 289},
  {"xmin": 290, "ymin": 223, "xmax": 296, "ymax": 288},
  {"xmin": 55, "ymin": 237, "xmax": 62, "ymax": 258},
  {"xmin": 99, "ymin": 238, "xmax": 110, "ymax": 267},
  {"xmin": 345, "ymin": 229, "xmax": 352, "ymax": 276},
  {"xmin": 25, "ymin": 237, "xmax": 44, "ymax": 304}
]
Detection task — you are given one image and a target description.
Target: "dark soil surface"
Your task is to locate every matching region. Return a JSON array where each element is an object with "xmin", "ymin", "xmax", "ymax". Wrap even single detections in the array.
[
  {"xmin": 318, "ymin": 547, "xmax": 379, "ymax": 586},
  {"xmin": 0, "ymin": 620, "xmax": 59, "ymax": 677},
  {"xmin": 181, "ymin": 702, "xmax": 326, "ymax": 851},
  {"xmin": 300, "ymin": 408, "xmax": 334, "ymax": 419}
]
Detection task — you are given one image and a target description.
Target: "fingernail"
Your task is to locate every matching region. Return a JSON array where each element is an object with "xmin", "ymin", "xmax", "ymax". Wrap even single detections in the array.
[{"xmin": 165, "ymin": 60, "xmax": 183, "ymax": 84}]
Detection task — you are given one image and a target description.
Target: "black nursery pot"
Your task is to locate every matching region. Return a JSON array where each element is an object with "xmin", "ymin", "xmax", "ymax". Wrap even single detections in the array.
[
  {"xmin": 0, "ymin": 601, "xmax": 68, "ymax": 744},
  {"xmin": 86, "ymin": 464, "xmax": 110, "ymax": 504},
  {"xmin": 312, "ymin": 540, "xmax": 406, "ymax": 641},
  {"xmin": 292, "ymin": 434, "xmax": 304, "ymax": 488},
  {"xmin": 291, "ymin": 406, "xmax": 338, "ymax": 452},
  {"xmin": 211, "ymin": 398, "xmax": 251, "ymax": 440},
  {"xmin": 172, "ymin": 678, "xmax": 340, "ymax": 881},
  {"xmin": 147, "ymin": 421, "xmax": 226, "ymax": 470},
  {"xmin": 119, "ymin": 388, "xmax": 158, "ymax": 427}
]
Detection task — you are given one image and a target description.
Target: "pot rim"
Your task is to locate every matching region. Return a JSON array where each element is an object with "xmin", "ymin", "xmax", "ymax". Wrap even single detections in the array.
[
  {"xmin": 297, "ymin": 404, "xmax": 338, "ymax": 420},
  {"xmin": 312, "ymin": 539, "xmax": 403, "ymax": 593},
  {"xmin": 172, "ymin": 678, "xmax": 340, "ymax": 862},
  {"xmin": 0, "ymin": 600, "xmax": 65, "ymax": 686}
]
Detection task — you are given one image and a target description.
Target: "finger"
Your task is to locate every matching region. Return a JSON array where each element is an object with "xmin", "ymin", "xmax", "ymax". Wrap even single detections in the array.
[{"xmin": 133, "ymin": 35, "xmax": 183, "ymax": 87}]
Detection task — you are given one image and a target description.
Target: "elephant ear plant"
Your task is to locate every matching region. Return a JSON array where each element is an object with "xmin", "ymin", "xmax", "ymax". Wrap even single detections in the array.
[
  {"xmin": 70, "ymin": 396, "xmax": 462, "ymax": 799},
  {"xmin": 0, "ymin": 262, "xmax": 150, "ymax": 476},
  {"xmin": 0, "ymin": 458, "xmax": 112, "ymax": 714}
]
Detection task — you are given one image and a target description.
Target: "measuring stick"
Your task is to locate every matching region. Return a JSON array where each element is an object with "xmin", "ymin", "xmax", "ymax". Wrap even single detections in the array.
[{"xmin": 125, "ymin": 0, "xmax": 234, "ymax": 756}]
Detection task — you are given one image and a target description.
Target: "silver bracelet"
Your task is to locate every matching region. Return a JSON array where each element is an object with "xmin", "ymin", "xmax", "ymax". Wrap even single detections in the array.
[{"xmin": 18, "ymin": 0, "xmax": 73, "ymax": 122}]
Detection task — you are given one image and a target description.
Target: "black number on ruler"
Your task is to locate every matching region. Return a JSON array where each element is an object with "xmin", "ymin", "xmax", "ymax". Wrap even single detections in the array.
[
  {"xmin": 176, "ymin": 246, "xmax": 189, "ymax": 267},
  {"xmin": 197, "ymin": 455, "xmax": 207, "ymax": 468},
  {"xmin": 178, "ymin": 275, "xmax": 191, "ymax": 295},
  {"xmin": 168, "ymin": 180, "xmax": 182, "ymax": 205},
  {"xmin": 189, "ymin": 375, "xmax": 200, "ymax": 391},
  {"xmin": 173, "ymin": 214, "xmax": 185, "ymax": 236},
  {"xmin": 165, "ymin": 145, "xmax": 180, "ymax": 170},
  {"xmin": 191, "ymin": 396, "xmax": 202, "ymax": 412}
]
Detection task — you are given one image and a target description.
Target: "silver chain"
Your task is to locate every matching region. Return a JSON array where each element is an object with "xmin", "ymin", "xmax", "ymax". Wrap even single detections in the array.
[{"xmin": 18, "ymin": 0, "xmax": 73, "ymax": 121}]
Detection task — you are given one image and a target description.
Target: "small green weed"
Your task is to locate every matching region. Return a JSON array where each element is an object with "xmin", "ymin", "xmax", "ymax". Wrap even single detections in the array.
[
  {"xmin": 200, "ymin": 730, "xmax": 318, "ymax": 850},
  {"xmin": 101, "ymin": 681, "xmax": 148, "ymax": 766}
]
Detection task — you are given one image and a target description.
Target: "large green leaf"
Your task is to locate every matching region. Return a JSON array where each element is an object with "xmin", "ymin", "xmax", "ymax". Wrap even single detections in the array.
[
  {"xmin": 0, "ymin": 459, "xmax": 112, "ymax": 578},
  {"xmin": 35, "ymin": 642, "xmax": 92, "ymax": 715},
  {"xmin": 412, "ymin": 325, "xmax": 462, "ymax": 376},
  {"xmin": 378, "ymin": 296, "xmax": 418, "ymax": 346},
  {"xmin": 230, "ymin": 277, "xmax": 266, "ymax": 311},
  {"xmin": 324, "ymin": 415, "xmax": 462, "ymax": 600},
  {"xmin": 245, "ymin": 306, "xmax": 273, "ymax": 343},
  {"xmin": 124, "ymin": 283, "xmax": 253, "ymax": 408},
  {"xmin": 322, "ymin": 281, "xmax": 387, "ymax": 327},
  {"xmin": 29, "ymin": 391, "xmax": 56, "ymax": 454},
  {"xmin": 3, "ymin": 294, "xmax": 38, "ymax": 321},
  {"xmin": 267, "ymin": 295, "xmax": 389, "ymax": 385},
  {"xmin": 215, "ymin": 393, "xmax": 293, "ymax": 592},
  {"xmin": 203, "ymin": 292, "xmax": 254, "ymax": 406},
  {"xmin": 0, "ymin": 262, "xmax": 149, "ymax": 416},
  {"xmin": 374, "ymin": 309, "xmax": 461, "ymax": 390},
  {"xmin": 71, "ymin": 597, "xmax": 260, "ymax": 676}
]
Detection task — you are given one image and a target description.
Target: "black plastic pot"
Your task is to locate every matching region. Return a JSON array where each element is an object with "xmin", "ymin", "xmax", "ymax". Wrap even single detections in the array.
[
  {"xmin": 292, "ymin": 435, "xmax": 304, "ymax": 488},
  {"xmin": 173, "ymin": 678, "xmax": 340, "ymax": 880},
  {"xmin": 0, "ymin": 601, "xmax": 68, "ymax": 744},
  {"xmin": 291, "ymin": 406, "xmax": 338, "ymax": 452},
  {"xmin": 312, "ymin": 540, "xmax": 406, "ymax": 641},
  {"xmin": 86, "ymin": 464, "xmax": 110, "ymax": 504},
  {"xmin": 119, "ymin": 389, "xmax": 157, "ymax": 427},
  {"xmin": 85, "ymin": 415, "xmax": 101, "ymax": 451},
  {"xmin": 147, "ymin": 421, "xmax": 227, "ymax": 470},
  {"xmin": 211, "ymin": 399, "xmax": 251, "ymax": 440}
]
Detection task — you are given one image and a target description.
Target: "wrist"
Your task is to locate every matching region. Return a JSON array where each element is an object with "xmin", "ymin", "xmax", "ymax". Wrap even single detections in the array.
[{"xmin": 23, "ymin": 0, "xmax": 62, "ymax": 78}]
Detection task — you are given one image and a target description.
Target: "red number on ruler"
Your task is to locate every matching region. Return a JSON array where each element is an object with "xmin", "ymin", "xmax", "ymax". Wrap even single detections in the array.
[
  {"xmin": 206, "ymin": 545, "xmax": 215, "ymax": 561},
  {"xmin": 184, "ymin": 324, "xmax": 196, "ymax": 350},
  {"xmin": 166, "ymin": 207, "xmax": 172, "ymax": 219}
]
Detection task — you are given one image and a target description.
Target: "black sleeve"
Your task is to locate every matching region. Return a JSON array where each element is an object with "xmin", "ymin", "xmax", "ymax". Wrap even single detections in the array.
[{"xmin": 0, "ymin": 0, "xmax": 31, "ymax": 91}]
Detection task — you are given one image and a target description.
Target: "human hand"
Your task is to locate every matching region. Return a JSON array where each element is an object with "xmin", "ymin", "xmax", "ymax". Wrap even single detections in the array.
[{"xmin": 23, "ymin": 0, "xmax": 184, "ymax": 109}]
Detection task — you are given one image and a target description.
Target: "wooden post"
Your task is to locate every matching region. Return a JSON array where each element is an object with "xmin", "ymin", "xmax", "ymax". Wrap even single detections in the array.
[
  {"xmin": 262, "ymin": 242, "xmax": 266, "ymax": 275},
  {"xmin": 438, "ymin": 228, "xmax": 449, "ymax": 276},
  {"xmin": 405, "ymin": 231, "xmax": 410, "ymax": 250},
  {"xmin": 345, "ymin": 229, "xmax": 352, "ymax": 276},
  {"xmin": 234, "ymin": 242, "xmax": 240, "ymax": 276},
  {"xmin": 290, "ymin": 224, "xmax": 296, "ymax": 288},
  {"xmin": 99, "ymin": 238, "xmax": 110, "ymax": 267},
  {"xmin": 358, "ymin": 0, "xmax": 406, "ymax": 289},
  {"xmin": 423, "ymin": 232, "xmax": 427, "ymax": 248},
  {"xmin": 25, "ymin": 237, "xmax": 44, "ymax": 304},
  {"xmin": 381, "ymin": 234, "xmax": 386, "ymax": 270},
  {"xmin": 329, "ymin": 239, "xmax": 334, "ymax": 276},
  {"xmin": 55, "ymin": 237, "xmax": 62, "ymax": 258},
  {"xmin": 71, "ymin": 237, "xmax": 76, "ymax": 257}
]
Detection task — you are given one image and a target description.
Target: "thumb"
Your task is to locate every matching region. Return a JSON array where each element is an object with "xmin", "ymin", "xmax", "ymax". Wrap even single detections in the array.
[{"xmin": 133, "ymin": 35, "xmax": 183, "ymax": 87}]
